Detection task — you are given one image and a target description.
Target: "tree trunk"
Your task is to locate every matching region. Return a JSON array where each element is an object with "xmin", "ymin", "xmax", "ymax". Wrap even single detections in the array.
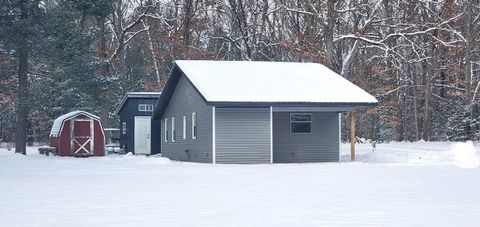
[
  {"xmin": 465, "ymin": 50, "xmax": 472, "ymax": 104},
  {"xmin": 15, "ymin": 12, "xmax": 28, "ymax": 155},
  {"xmin": 397, "ymin": 98, "xmax": 405, "ymax": 141},
  {"xmin": 410, "ymin": 64, "xmax": 420, "ymax": 141},
  {"xmin": 325, "ymin": 0, "xmax": 335, "ymax": 69},
  {"xmin": 412, "ymin": 84, "xmax": 420, "ymax": 141},
  {"xmin": 340, "ymin": 40, "xmax": 358, "ymax": 77},
  {"xmin": 142, "ymin": 19, "xmax": 161, "ymax": 86},
  {"xmin": 229, "ymin": 0, "xmax": 252, "ymax": 60},
  {"xmin": 370, "ymin": 112, "xmax": 378, "ymax": 141},
  {"xmin": 102, "ymin": 107, "xmax": 109, "ymax": 129},
  {"xmin": 98, "ymin": 16, "xmax": 108, "ymax": 77},
  {"xmin": 396, "ymin": 71, "xmax": 405, "ymax": 141},
  {"xmin": 463, "ymin": 1, "xmax": 473, "ymax": 106},
  {"xmin": 422, "ymin": 48, "xmax": 433, "ymax": 141},
  {"xmin": 97, "ymin": 16, "xmax": 110, "ymax": 128},
  {"xmin": 183, "ymin": 0, "xmax": 193, "ymax": 46}
]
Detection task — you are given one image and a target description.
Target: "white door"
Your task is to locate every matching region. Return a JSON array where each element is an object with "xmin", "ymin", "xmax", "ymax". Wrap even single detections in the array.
[{"xmin": 134, "ymin": 116, "xmax": 151, "ymax": 155}]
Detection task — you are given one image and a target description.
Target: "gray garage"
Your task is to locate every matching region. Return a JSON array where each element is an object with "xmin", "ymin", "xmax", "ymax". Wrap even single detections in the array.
[{"xmin": 152, "ymin": 60, "xmax": 377, "ymax": 164}]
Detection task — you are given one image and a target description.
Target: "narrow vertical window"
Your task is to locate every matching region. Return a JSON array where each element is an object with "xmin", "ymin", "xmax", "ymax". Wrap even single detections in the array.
[
  {"xmin": 122, "ymin": 122, "xmax": 126, "ymax": 134},
  {"xmin": 172, "ymin": 117, "xmax": 176, "ymax": 142},
  {"xmin": 183, "ymin": 116, "xmax": 186, "ymax": 140},
  {"xmin": 192, "ymin": 112, "xmax": 197, "ymax": 139},
  {"xmin": 164, "ymin": 118, "xmax": 168, "ymax": 142}
]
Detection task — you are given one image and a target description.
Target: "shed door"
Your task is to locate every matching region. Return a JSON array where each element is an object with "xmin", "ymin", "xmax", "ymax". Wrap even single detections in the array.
[
  {"xmin": 71, "ymin": 119, "xmax": 94, "ymax": 156},
  {"xmin": 134, "ymin": 116, "xmax": 151, "ymax": 155}
]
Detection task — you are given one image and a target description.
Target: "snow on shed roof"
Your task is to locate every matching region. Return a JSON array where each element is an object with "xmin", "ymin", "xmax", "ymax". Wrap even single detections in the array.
[
  {"xmin": 114, "ymin": 92, "xmax": 161, "ymax": 115},
  {"xmin": 175, "ymin": 60, "xmax": 378, "ymax": 104},
  {"xmin": 50, "ymin": 111, "xmax": 100, "ymax": 137}
]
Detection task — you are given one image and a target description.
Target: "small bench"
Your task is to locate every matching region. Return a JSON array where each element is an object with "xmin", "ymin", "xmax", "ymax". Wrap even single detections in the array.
[{"xmin": 38, "ymin": 147, "xmax": 58, "ymax": 156}]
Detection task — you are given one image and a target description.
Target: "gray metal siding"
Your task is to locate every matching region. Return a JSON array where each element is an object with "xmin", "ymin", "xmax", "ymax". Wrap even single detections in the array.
[
  {"xmin": 273, "ymin": 112, "xmax": 339, "ymax": 162},
  {"xmin": 161, "ymin": 75, "xmax": 212, "ymax": 163},
  {"xmin": 215, "ymin": 108, "xmax": 271, "ymax": 164}
]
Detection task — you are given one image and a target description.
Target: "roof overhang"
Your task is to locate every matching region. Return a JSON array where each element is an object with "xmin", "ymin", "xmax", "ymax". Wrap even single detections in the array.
[{"xmin": 211, "ymin": 102, "xmax": 377, "ymax": 108}]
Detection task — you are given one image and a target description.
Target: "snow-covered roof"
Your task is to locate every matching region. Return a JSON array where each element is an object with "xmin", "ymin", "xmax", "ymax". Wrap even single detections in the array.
[
  {"xmin": 50, "ymin": 111, "xmax": 100, "ymax": 137},
  {"xmin": 114, "ymin": 92, "xmax": 161, "ymax": 115},
  {"xmin": 175, "ymin": 60, "xmax": 378, "ymax": 104}
]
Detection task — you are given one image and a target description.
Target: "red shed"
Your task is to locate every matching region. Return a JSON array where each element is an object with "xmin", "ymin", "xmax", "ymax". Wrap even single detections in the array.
[{"xmin": 49, "ymin": 111, "xmax": 105, "ymax": 156}]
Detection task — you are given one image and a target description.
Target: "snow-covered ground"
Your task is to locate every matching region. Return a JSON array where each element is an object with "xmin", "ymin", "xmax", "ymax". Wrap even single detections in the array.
[{"xmin": 1, "ymin": 142, "xmax": 479, "ymax": 226}]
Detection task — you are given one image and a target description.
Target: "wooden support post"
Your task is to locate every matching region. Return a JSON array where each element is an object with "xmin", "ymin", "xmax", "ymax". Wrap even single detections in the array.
[{"xmin": 350, "ymin": 112, "xmax": 356, "ymax": 161}]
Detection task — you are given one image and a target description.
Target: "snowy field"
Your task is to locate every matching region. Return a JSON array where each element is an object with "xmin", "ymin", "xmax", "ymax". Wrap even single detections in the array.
[{"xmin": 1, "ymin": 142, "xmax": 479, "ymax": 226}]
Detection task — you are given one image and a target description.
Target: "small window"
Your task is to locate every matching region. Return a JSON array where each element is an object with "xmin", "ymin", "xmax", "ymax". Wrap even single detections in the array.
[
  {"xmin": 138, "ymin": 104, "xmax": 154, "ymax": 112},
  {"xmin": 164, "ymin": 118, "xmax": 168, "ymax": 142},
  {"xmin": 122, "ymin": 122, "xmax": 126, "ymax": 135},
  {"xmin": 290, "ymin": 113, "xmax": 312, "ymax": 134},
  {"xmin": 192, "ymin": 112, "xmax": 197, "ymax": 139},
  {"xmin": 183, "ymin": 116, "xmax": 186, "ymax": 140},
  {"xmin": 172, "ymin": 117, "xmax": 176, "ymax": 142}
]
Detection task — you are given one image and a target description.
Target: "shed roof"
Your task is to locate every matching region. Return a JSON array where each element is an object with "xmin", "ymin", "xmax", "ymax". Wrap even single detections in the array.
[
  {"xmin": 50, "ymin": 111, "xmax": 100, "ymax": 137},
  {"xmin": 114, "ymin": 92, "xmax": 161, "ymax": 115},
  {"xmin": 175, "ymin": 60, "xmax": 378, "ymax": 104}
]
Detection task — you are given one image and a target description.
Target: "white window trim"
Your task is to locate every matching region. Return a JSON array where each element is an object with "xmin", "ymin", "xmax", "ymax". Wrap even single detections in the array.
[
  {"xmin": 164, "ymin": 118, "xmax": 168, "ymax": 142},
  {"xmin": 290, "ymin": 113, "xmax": 313, "ymax": 134},
  {"xmin": 172, "ymin": 117, "xmax": 176, "ymax": 142},
  {"xmin": 122, "ymin": 122, "xmax": 126, "ymax": 135},
  {"xmin": 183, "ymin": 116, "xmax": 186, "ymax": 140},
  {"xmin": 192, "ymin": 112, "xmax": 197, "ymax": 139}
]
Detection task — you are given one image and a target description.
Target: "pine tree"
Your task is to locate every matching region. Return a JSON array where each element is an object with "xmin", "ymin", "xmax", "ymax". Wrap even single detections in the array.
[
  {"xmin": 1, "ymin": 1, "xmax": 112, "ymax": 145},
  {"xmin": 0, "ymin": 0, "xmax": 45, "ymax": 154},
  {"xmin": 446, "ymin": 103, "xmax": 480, "ymax": 141}
]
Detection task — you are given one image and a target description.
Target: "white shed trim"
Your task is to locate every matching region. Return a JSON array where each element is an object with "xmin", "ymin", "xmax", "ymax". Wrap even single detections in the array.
[
  {"xmin": 270, "ymin": 106, "xmax": 273, "ymax": 164},
  {"xmin": 339, "ymin": 113, "xmax": 341, "ymax": 162},
  {"xmin": 212, "ymin": 106, "xmax": 216, "ymax": 164},
  {"xmin": 50, "ymin": 111, "xmax": 101, "ymax": 137}
]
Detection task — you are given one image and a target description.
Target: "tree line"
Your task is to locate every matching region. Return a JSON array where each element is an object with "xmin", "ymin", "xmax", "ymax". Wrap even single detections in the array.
[{"xmin": 1, "ymin": 0, "xmax": 479, "ymax": 153}]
